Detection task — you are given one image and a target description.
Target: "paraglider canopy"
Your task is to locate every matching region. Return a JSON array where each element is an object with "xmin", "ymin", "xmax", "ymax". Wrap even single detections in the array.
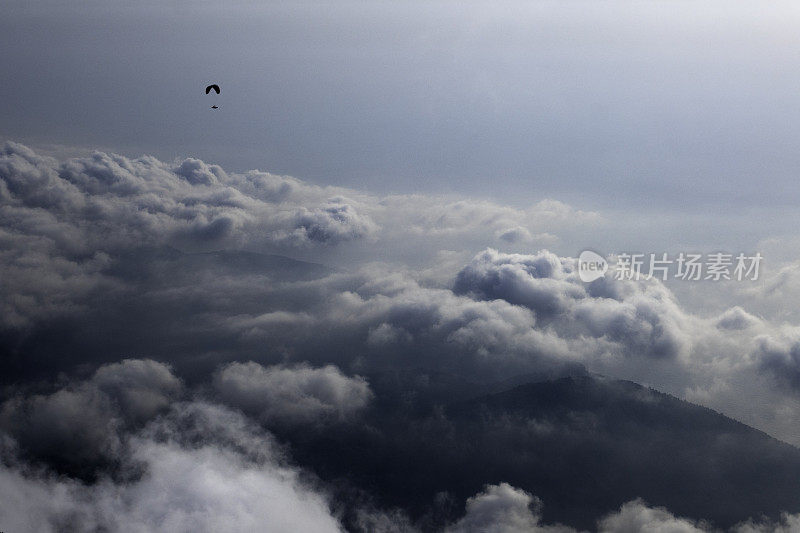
[{"xmin": 205, "ymin": 84, "xmax": 220, "ymax": 94}]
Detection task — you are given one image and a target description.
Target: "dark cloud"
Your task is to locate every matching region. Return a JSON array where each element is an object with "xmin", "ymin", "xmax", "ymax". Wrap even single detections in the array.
[
  {"xmin": 0, "ymin": 359, "xmax": 181, "ymax": 473},
  {"xmin": 453, "ymin": 248, "xmax": 582, "ymax": 320},
  {"xmin": 91, "ymin": 359, "xmax": 184, "ymax": 423},
  {"xmin": 754, "ymin": 337, "xmax": 800, "ymax": 390},
  {"xmin": 0, "ymin": 382, "xmax": 123, "ymax": 471}
]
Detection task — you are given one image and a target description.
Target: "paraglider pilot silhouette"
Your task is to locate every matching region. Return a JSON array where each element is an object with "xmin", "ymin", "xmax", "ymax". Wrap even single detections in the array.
[{"xmin": 205, "ymin": 84, "xmax": 220, "ymax": 109}]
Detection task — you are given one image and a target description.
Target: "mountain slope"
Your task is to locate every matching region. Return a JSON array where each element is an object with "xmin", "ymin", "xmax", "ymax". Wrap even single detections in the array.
[{"xmin": 279, "ymin": 374, "xmax": 800, "ymax": 530}]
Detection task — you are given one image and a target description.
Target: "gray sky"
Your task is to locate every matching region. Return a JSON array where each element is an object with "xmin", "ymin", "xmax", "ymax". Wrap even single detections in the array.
[{"xmin": 4, "ymin": 0, "xmax": 800, "ymax": 211}]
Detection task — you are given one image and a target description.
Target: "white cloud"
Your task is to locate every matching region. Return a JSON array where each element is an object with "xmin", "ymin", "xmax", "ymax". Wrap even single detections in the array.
[
  {"xmin": 0, "ymin": 402, "xmax": 344, "ymax": 533},
  {"xmin": 446, "ymin": 485, "xmax": 750, "ymax": 533},
  {"xmin": 598, "ymin": 500, "xmax": 709, "ymax": 533},
  {"xmin": 445, "ymin": 483, "xmax": 574, "ymax": 533},
  {"xmin": 213, "ymin": 362, "xmax": 372, "ymax": 425}
]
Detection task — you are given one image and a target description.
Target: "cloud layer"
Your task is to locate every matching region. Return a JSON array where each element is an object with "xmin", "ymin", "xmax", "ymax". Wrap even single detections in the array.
[
  {"xmin": 4, "ymin": 143, "xmax": 800, "ymax": 531},
  {"xmin": 5, "ymin": 142, "xmax": 800, "ymax": 444}
]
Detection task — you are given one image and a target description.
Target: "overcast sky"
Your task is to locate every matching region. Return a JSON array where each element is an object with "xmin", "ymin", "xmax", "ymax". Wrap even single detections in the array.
[{"xmin": 4, "ymin": 0, "xmax": 800, "ymax": 212}]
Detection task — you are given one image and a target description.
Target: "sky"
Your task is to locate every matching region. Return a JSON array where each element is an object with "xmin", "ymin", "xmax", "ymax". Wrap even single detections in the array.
[
  {"xmin": 4, "ymin": 0, "xmax": 800, "ymax": 211},
  {"xmin": 5, "ymin": 2, "xmax": 800, "ymax": 532}
]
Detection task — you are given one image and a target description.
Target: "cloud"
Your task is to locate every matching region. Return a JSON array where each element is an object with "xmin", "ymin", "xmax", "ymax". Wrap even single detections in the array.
[
  {"xmin": 447, "ymin": 248, "xmax": 800, "ymax": 445},
  {"xmin": 496, "ymin": 226, "xmax": 533, "ymax": 244},
  {"xmin": 1, "ymin": 175, "xmax": 796, "ymax": 442},
  {"xmin": 219, "ymin": 267, "xmax": 579, "ymax": 383},
  {"xmin": 0, "ymin": 142, "xmax": 378, "ymax": 325},
  {"xmin": 446, "ymin": 485, "xmax": 736, "ymax": 533},
  {"xmin": 753, "ymin": 336, "xmax": 800, "ymax": 390},
  {"xmin": 715, "ymin": 306, "xmax": 762, "ymax": 331},
  {"xmin": 353, "ymin": 507, "xmax": 419, "ymax": 533},
  {"xmin": 174, "ymin": 157, "xmax": 224, "ymax": 186},
  {"xmin": 0, "ymin": 359, "xmax": 182, "ymax": 470},
  {"xmin": 445, "ymin": 483, "xmax": 574, "ymax": 533},
  {"xmin": 7, "ymin": 142, "xmax": 800, "ymax": 529},
  {"xmin": 454, "ymin": 248, "xmax": 691, "ymax": 359},
  {"xmin": 734, "ymin": 513, "xmax": 800, "ymax": 533},
  {"xmin": 0, "ymin": 401, "xmax": 344, "ymax": 533},
  {"xmin": 284, "ymin": 197, "xmax": 379, "ymax": 245},
  {"xmin": 0, "ymin": 143, "xmax": 602, "ymax": 328},
  {"xmin": 453, "ymin": 248, "xmax": 583, "ymax": 320},
  {"xmin": 91, "ymin": 359, "xmax": 184, "ymax": 423},
  {"xmin": 213, "ymin": 362, "xmax": 372, "ymax": 425},
  {"xmin": 3, "ymin": 144, "xmax": 799, "ymax": 444},
  {"xmin": 3, "ymin": 359, "xmax": 800, "ymax": 532},
  {"xmin": 597, "ymin": 499, "xmax": 709, "ymax": 533},
  {"xmin": 0, "ymin": 381, "xmax": 122, "ymax": 469}
]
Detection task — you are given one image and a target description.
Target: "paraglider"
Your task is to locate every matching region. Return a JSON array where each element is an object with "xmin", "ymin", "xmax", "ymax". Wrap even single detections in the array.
[{"xmin": 205, "ymin": 84, "xmax": 220, "ymax": 109}]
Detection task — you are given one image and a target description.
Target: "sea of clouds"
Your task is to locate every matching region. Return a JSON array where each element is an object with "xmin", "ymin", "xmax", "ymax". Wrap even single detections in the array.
[{"xmin": 3, "ymin": 141, "xmax": 800, "ymax": 531}]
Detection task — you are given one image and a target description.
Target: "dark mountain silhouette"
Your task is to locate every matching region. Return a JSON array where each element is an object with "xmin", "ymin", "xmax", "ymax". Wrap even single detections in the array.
[{"xmin": 275, "ymin": 374, "xmax": 800, "ymax": 531}]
